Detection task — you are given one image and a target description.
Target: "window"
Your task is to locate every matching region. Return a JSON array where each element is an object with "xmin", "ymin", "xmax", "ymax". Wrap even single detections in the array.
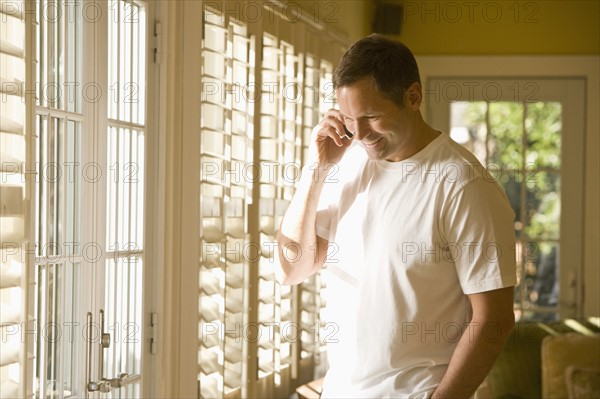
[
  {"xmin": 187, "ymin": 3, "xmax": 348, "ymax": 397},
  {"xmin": 199, "ymin": 9, "xmax": 254, "ymax": 396}
]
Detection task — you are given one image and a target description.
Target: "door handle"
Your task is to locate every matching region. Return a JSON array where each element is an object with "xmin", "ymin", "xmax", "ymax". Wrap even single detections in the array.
[
  {"xmin": 86, "ymin": 310, "xmax": 141, "ymax": 393},
  {"xmin": 107, "ymin": 373, "xmax": 141, "ymax": 388}
]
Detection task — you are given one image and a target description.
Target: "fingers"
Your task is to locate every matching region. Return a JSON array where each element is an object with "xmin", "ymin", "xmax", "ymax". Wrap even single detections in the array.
[
  {"xmin": 342, "ymin": 125, "xmax": 354, "ymax": 139},
  {"xmin": 322, "ymin": 125, "xmax": 344, "ymax": 147},
  {"xmin": 323, "ymin": 109, "xmax": 349, "ymax": 137},
  {"xmin": 318, "ymin": 110, "xmax": 352, "ymax": 146}
]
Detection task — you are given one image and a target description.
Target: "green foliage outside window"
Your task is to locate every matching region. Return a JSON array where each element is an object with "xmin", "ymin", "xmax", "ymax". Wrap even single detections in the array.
[{"xmin": 459, "ymin": 101, "xmax": 562, "ymax": 319}]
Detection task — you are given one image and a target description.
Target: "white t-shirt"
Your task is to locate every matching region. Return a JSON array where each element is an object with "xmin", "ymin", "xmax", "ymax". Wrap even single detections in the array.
[{"xmin": 315, "ymin": 133, "xmax": 517, "ymax": 398}]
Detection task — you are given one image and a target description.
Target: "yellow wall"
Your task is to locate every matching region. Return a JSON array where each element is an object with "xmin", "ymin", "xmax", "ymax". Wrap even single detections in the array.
[{"xmin": 302, "ymin": 0, "xmax": 600, "ymax": 55}]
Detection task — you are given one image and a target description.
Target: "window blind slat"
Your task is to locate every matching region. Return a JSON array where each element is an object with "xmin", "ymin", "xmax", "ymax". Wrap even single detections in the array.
[
  {"xmin": 0, "ymin": 76, "xmax": 24, "ymax": 96},
  {"xmin": 0, "ymin": 186, "xmax": 23, "ymax": 216},
  {"xmin": 0, "ymin": 303, "xmax": 21, "ymax": 325},
  {"xmin": 0, "ymin": 260, "xmax": 21, "ymax": 289},
  {"xmin": 0, "ymin": 117, "xmax": 24, "ymax": 135},
  {"xmin": 0, "ymin": 39, "xmax": 24, "ymax": 59},
  {"xmin": 0, "ymin": 379, "xmax": 19, "ymax": 398},
  {"xmin": 0, "ymin": 153, "xmax": 24, "ymax": 172},
  {"xmin": 0, "ymin": 341, "xmax": 19, "ymax": 366},
  {"xmin": 0, "ymin": 1, "xmax": 24, "ymax": 19},
  {"xmin": 0, "ymin": 216, "xmax": 24, "ymax": 242}
]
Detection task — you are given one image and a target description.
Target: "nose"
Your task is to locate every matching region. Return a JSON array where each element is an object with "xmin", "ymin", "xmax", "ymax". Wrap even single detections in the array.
[{"xmin": 350, "ymin": 120, "xmax": 370, "ymax": 141}]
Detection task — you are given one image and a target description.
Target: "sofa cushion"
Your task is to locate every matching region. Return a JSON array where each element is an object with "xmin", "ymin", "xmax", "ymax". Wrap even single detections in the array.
[
  {"xmin": 486, "ymin": 319, "xmax": 600, "ymax": 399},
  {"xmin": 541, "ymin": 333, "xmax": 600, "ymax": 399},
  {"xmin": 565, "ymin": 366, "xmax": 600, "ymax": 399},
  {"xmin": 486, "ymin": 323, "xmax": 552, "ymax": 398}
]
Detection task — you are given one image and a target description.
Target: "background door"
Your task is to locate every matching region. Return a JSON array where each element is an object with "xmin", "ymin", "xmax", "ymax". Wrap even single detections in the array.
[{"xmin": 427, "ymin": 77, "xmax": 585, "ymax": 320}]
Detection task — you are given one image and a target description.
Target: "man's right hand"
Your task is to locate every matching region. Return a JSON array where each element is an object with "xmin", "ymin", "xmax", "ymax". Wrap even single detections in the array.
[{"xmin": 309, "ymin": 109, "xmax": 354, "ymax": 166}]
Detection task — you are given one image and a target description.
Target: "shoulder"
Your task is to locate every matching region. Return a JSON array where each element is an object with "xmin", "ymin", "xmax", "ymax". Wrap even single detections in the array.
[
  {"xmin": 426, "ymin": 135, "xmax": 512, "ymax": 220},
  {"xmin": 429, "ymin": 133, "xmax": 496, "ymax": 189}
]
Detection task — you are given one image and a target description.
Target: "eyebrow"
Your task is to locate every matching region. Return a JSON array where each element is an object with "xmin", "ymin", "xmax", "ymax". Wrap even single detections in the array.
[{"xmin": 339, "ymin": 112, "xmax": 380, "ymax": 119}]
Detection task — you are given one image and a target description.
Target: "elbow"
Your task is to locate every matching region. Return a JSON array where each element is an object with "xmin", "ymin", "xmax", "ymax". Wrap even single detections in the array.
[
  {"xmin": 275, "ymin": 252, "xmax": 308, "ymax": 285},
  {"xmin": 276, "ymin": 249, "xmax": 317, "ymax": 285},
  {"xmin": 275, "ymin": 258, "xmax": 305, "ymax": 286},
  {"xmin": 274, "ymin": 237, "xmax": 302, "ymax": 286},
  {"xmin": 275, "ymin": 231, "xmax": 323, "ymax": 285},
  {"xmin": 274, "ymin": 257, "xmax": 294, "ymax": 286},
  {"xmin": 274, "ymin": 238, "xmax": 313, "ymax": 286},
  {"xmin": 276, "ymin": 269, "xmax": 300, "ymax": 286}
]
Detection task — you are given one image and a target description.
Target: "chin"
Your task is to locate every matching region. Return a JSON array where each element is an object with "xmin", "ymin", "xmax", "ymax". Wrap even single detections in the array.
[
  {"xmin": 361, "ymin": 143, "xmax": 386, "ymax": 160},
  {"xmin": 365, "ymin": 149, "xmax": 386, "ymax": 160}
]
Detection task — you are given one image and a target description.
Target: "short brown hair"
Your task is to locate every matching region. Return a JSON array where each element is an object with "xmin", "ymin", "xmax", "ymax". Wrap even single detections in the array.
[{"xmin": 333, "ymin": 34, "xmax": 421, "ymax": 108}]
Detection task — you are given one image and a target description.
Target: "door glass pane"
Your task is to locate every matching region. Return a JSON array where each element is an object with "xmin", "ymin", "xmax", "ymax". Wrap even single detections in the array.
[
  {"xmin": 526, "ymin": 102, "xmax": 562, "ymax": 168},
  {"xmin": 106, "ymin": 127, "xmax": 145, "ymax": 251},
  {"xmin": 450, "ymin": 101, "xmax": 487, "ymax": 165},
  {"xmin": 450, "ymin": 100, "xmax": 562, "ymax": 321},
  {"xmin": 104, "ymin": 1, "xmax": 147, "ymax": 396},
  {"xmin": 519, "ymin": 241, "xmax": 559, "ymax": 321},
  {"xmin": 488, "ymin": 102, "xmax": 523, "ymax": 167},
  {"xmin": 33, "ymin": 262, "xmax": 79, "ymax": 398},
  {"xmin": 103, "ymin": 256, "xmax": 143, "ymax": 399},
  {"xmin": 525, "ymin": 172, "xmax": 560, "ymax": 240}
]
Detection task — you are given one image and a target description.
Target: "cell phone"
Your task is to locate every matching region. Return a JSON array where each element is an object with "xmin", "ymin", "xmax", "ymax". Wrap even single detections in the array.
[{"xmin": 343, "ymin": 125, "xmax": 354, "ymax": 139}]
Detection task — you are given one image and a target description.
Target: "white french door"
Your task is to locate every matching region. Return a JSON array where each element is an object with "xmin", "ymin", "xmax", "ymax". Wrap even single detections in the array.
[
  {"xmin": 427, "ymin": 77, "xmax": 585, "ymax": 320},
  {"xmin": 26, "ymin": 0, "xmax": 155, "ymax": 397}
]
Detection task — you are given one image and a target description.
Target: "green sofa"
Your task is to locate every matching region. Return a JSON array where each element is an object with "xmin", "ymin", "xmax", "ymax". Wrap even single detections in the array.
[{"xmin": 484, "ymin": 318, "xmax": 600, "ymax": 399}]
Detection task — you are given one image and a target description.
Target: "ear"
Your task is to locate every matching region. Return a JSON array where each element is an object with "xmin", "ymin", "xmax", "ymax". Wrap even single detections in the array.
[{"xmin": 405, "ymin": 82, "xmax": 422, "ymax": 110}]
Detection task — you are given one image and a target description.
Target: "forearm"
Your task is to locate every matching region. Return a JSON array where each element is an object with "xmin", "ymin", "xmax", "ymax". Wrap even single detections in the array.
[
  {"xmin": 276, "ymin": 164, "xmax": 330, "ymax": 282},
  {"xmin": 431, "ymin": 318, "xmax": 513, "ymax": 399}
]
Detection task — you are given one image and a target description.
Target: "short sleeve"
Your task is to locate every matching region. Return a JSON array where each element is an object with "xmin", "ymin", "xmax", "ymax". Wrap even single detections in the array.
[{"xmin": 442, "ymin": 176, "xmax": 518, "ymax": 295}]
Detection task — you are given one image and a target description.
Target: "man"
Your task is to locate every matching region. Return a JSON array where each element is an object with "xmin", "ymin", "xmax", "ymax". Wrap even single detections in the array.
[{"xmin": 276, "ymin": 34, "xmax": 516, "ymax": 398}]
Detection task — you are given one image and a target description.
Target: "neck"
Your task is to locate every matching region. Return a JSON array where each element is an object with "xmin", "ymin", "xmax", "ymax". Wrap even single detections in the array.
[
  {"xmin": 413, "ymin": 121, "xmax": 441, "ymax": 151},
  {"xmin": 385, "ymin": 116, "xmax": 440, "ymax": 162}
]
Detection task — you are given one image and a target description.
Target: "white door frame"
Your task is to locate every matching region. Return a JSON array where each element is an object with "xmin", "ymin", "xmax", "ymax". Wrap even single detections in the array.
[{"xmin": 417, "ymin": 55, "xmax": 600, "ymax": 317}]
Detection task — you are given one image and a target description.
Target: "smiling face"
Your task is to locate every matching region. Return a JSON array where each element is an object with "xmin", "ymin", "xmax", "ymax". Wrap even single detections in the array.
[{"xmin": 337, "ymin": 77, "xmax": 422, "ymax": 162}]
